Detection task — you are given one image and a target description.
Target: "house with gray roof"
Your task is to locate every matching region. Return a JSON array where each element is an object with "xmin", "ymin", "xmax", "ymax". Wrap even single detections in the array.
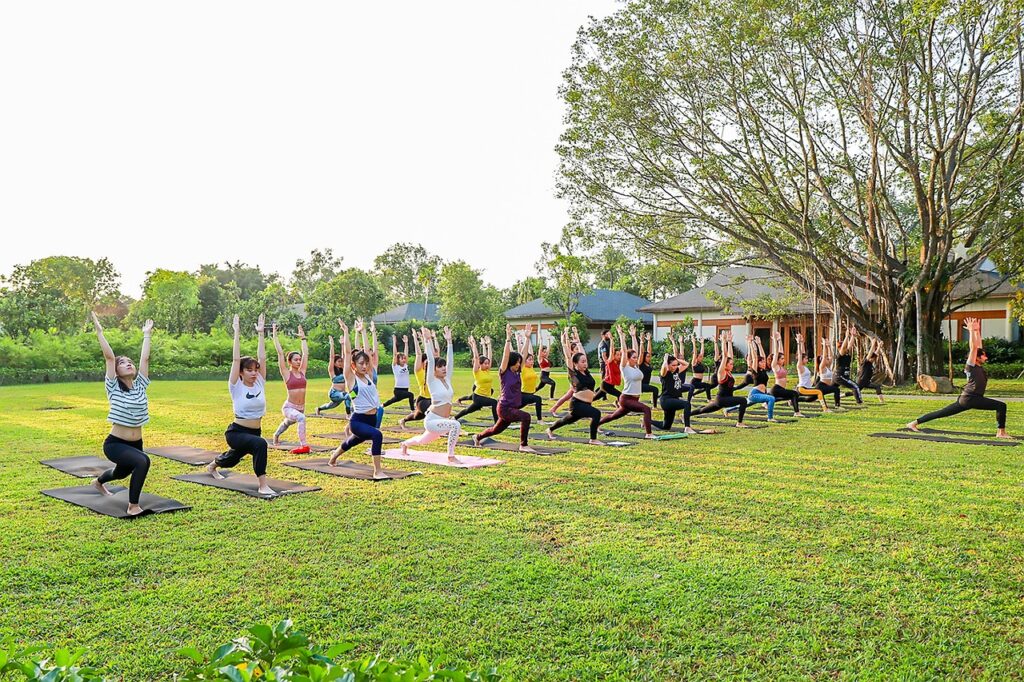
[
  {"xmin": 372, "ymin": 302, "xmax": 440, "ymax": 324},
  {"xmin": 504, "ymin": 289, "xmax": 652, "ymax": 350}
]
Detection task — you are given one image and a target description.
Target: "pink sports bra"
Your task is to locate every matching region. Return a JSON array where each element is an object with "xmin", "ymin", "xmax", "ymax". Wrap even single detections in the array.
[
  {"xmin": 774, "ymin": 366, "xmax": 788, "ymax": 379},
  {"xmin": 286, "ymin": 371, "xmax": 307, "ymax": 390}
]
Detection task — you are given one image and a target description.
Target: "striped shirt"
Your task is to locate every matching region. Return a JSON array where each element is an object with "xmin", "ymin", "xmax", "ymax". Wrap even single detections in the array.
[{"xmin": 105, "ymin": 374, "xmax": 150, "ymax": 427}]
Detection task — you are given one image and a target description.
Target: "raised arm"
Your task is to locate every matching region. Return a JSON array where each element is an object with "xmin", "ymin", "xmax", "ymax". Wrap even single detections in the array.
[
  {"xmin": 327, "ymin": 336, "xmax": 336, "ymax": 380},
  {"xmin": 838, "ymin": 325, "xmax": 852, "ymax": 355},
  {"xmin": 523, "ymin": 323, "xmax": 534, "ymax": 358},
  {"xmin": 796, "ymin": 332, "xmax": 806, "ymax": 371},
  {"xmin": 391, "ymin": 335, "xmax": 399, "ymax": 367},
  {"xmin": 559, "ymin": 328, "xmax": 573, "ymax": 368},
  {"xmin": 411, "ymin": 330, "xmax": 424, "ymax": 374},
  {"xmin": 138, "ymin": 319, "xmax": 154, "ymax": 378},
  {"xmin": 272, "ymin": 324, "xmax": 287, "ymax": 381},
  {"xmin": 297, "ymin": 325, "xmax": 308, "ymax": 374},
  {"xmin": 339, "ymin": 321, "xmax": 354, "ymax": 386},
  {"xmin": 690, "ymin": 335, "xmax": 698, "ymax": 366},
  {"xmin": 255, "ymin": 314, "xmax": 267, "ymax": 379},
  {"xmin": 442, "ymin": 327, "xmax": 454, "ymax": 378},
  {"xmin": 498, "ymin": 325, "xmax": 513, "ymax": 372},
  {"xmin": 717, "ymin": 330, "xmax": 733, "ymax": 382},
  {"xmin": 616, "ymin": 326, "xmax": 627, "ymax": 372},
  {"xmin": 967, "ymin": 317, "xmax": 982, "ymax": 364},
  {"xmin": 468, "ymin": 335, "xmax": 480, "ymax": 371},
  {"xmin": 402, "ymin": 334, "xmax": 410, "ymax": 364},
  {"xmin": 229, "ymin": 314, "xmax": 242, "ymax": 385},
  {"xmin": 421, "ymin": 327, "xmax": 436, "ymax": 377},
  {"xmin": 628, "ymin": 325, "xmax": 639, "ymax": 361},
  {"xmin": 369, "ymin": 321, "xmax": 379, "ymax": 369},
  {"xmin": 91, "ymin": 312, "xmax": 117, "ymax": 379}
]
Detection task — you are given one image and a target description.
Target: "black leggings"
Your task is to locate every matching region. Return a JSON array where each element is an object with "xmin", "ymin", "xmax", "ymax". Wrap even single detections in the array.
[
  {"xmin": 538, "ymin": 372, "xmax": 557, "ymax": 399},
  {"xmin": 659, "ymin": 397, "xmax": 691, "ymax": 429},
  {"xmin": 341, "ymin": 412, "xmax": 384, "ymax": 456},
  {"xmin": 688, "ymin": 378, "xmax": 714, "ymax": 402},
  {"xmin": 770, "ymin": 384, "xmax": 802, "ymax": 412},
  {"xmin": 217, "ymin": 423, "xmax": 268, "ymax": 477},
  {"xmin": 594, "ymin": 382, "xmax": 622, "ymax": 401},
  {"xmin": 454, "ymin": 394, "xmax": 498, "ymax": 422},
  {"xmin": 641, "ymin": 382, "xmax": 660, "ymax": 406},
  {"xmin": 836, "ymin": 374, "xmax": 863, "ymax": 403},
  {"xmin": 550, "ymin": 399, "xmax": 602, "ymax": 440},
  {"xmin": 403, "ymin": 396, "xmax": 430, "ymax": 424},
  {"xmin": 917, "ymin": 395, "xmax": 1007, "ymax": 429},
  {"xmin": 816, "ymin": 381, "xmax": 841, "ymax": 407},
  {"xmin": 857, "ymin": 378, "xmax": 884, "ymax": 396},
  {"xmin": 520, "ymin": 392, "xmax": 543, "ymax": 420},
  {"xmin": 694, "ymin": 395, "xmax": 746, "ymax": 420},
  {"xmin": 99, "ymin": 434, "xmax": 151, "ymax": 505},
  {"xmin": 382, "ymin": 387, "xmax": 415, "ymax": 410}
]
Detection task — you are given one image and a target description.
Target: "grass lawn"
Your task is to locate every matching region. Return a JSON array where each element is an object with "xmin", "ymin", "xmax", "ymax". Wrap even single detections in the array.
[{"xmin": 2, "ymin": 369, "xmax": 1024, "ymax": 679}]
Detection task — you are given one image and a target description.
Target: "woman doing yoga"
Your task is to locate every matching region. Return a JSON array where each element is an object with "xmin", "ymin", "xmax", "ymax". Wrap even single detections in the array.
[
  {"xmin": 381, "ymin": 335, "xmax": 415, "ymax": 410},
  {"xmin": 659, "ymin": 349, "xmax": 697, "ymax": 434},
  {"xmin": 908, "ymin": 317, "xmax": 1010, "ymax": 438},
  {"xmin": 593, "ymin": 332, "xmax": 623, "ymax": 402},
  {"xmin": 316, "ymin": 336, "xmax": 352, "ymax": 416},
  {"xmin": 835, "ymin": 326, "xmax": 864, "ymax": 404},
  {"xmin": 693, "ymin": 329, "xmax": 751, "ymax": 427},
  {"xmin": 538, "ymin": 343, "xmax": 557, "ymax": 399},
  {"xmin": 769, "ymin": 330, "xmax": 808, "ymax": 417},
  {"xmin": 815, "ymin": 337, "xmax": 843, "ymax": 408},
  {"xmin": 688, "ymin": 336, "xmax": 714, "ymax": 402},
  {"xmin": 547, "ymin": 327, "xmax": 605, "ymax": 444},
  {"xmin": 795, "ymin": 332, "xmax": 830, "ymax": 412},
  {"xmin": 399, "ymin": 329, "xmax": 434, "ymax": 430},
  {"xmin": 638, "ymin": 332, "xmax": 660, "ymax": 407},
  {"xmin": 598, "ymin": 325, "xmax": 659, "ymax": 437},
  {"xmin": 516, "ymin": 324, "xmax": 546, "ymax": 424},
  {"xmin": 91, "ymin": 312, "xmax": 154, "ymax": 516},
  {"xmin": 399, "ymin": 327, "xmax": 462, "ymax": 461},
  {"xmin": 328, "ymin": 320, "xmax": 391, "ymax": 478},
  {"xmin": 473, "ymin": 325, "xmax": 538, "ymax": 453},
  {"xmin": 549, "ymin": 327, "xmax": 584, "ymax": 417},
  {"xmin": 271, "ymin": 324, "xmax": 310, "ymax": 454},
  {"xmin": 453, "ymin": 335, "xmax": 499, "ymax": 423},
  {"xmin": 857, "ymin": 337, "xmax": 885, "ymax": 403},
  {"xmin": 206, "ymin": 314, "xmax": 276, "ymax": 496},
  {"xmin": 730, "ymin": 336, "xmax": 778, "ymax": 422}
]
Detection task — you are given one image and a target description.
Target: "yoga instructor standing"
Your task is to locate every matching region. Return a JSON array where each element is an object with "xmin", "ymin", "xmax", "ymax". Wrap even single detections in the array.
[{"xmin": 90, "ymin": 312, "xmax": 154, "ymax": 516}]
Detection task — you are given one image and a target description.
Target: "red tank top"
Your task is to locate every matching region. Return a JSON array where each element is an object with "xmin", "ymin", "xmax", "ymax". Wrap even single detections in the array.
[
  {"xmin": 605, "ymin": 360, "xmax": 622, "ymax": 386},
  {"xmin": 286, "ymin": 371, "xmax": 307, "ymax": 390}
]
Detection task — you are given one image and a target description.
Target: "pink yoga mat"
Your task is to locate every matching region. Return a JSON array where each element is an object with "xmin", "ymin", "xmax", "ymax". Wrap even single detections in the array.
[{"xmin": 382, "ymin": 448, "xmax": 504, "ymax": 469}]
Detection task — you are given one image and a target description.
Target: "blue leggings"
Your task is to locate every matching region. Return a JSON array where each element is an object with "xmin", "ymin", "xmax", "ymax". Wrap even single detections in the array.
[
  {"xmin": 341, "ymin": 412, "xmax": 384, "ymax": 456},
  {"xmin": 747, "ymin": 388, "xmax": 776, "ymax": 419}
]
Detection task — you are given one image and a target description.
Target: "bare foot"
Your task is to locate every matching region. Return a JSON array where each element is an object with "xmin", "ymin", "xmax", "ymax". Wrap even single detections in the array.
[
  {"xmin": 766, "ymin": 418, "xmax": 779, "ymax": 423},
  {"xmin": 126, "ymin": 504, "xmax": 144, "ymax": 516},
  {"xmin": 644, "ymin": 433, "xmax": 657, "ymax": 439},
  {"xmin": 92, "ymin": 478, "xmax": 113, "ymax": 496},
  {"xmin": 684, "ymin": 427, "xmax": 697, "ymax": 434},
  {"xmin": 399, "ymin": 420, "xmax": 408, "ymax": 431},
  {"xmin": 546, "ymin": 427, "xmax": 556, "ymax": 441},
  {"xmin": 548, "ymin": 410, "xmax": 560, "ymax": 418},
  {"xmin": 472, "ymin": 434, "xmax": 481, "ymax": 447},
  {"xmin": 447, "ymin": 455, "xmax": 460, "ymax": 463},
  {"xmin": 272, "ymin": 436, "xmax": 281, "ymax": 446},
  {"xmin": 519, "ymin": 445, "xmax": 538, "ymax": 453},
  {"xmin": 878, "ymin": 397, "xmax": 885, "ymax": 404},
  {"xmin": 372, "ymin": 470, "xmax": 391, "ymax": 480},
  {"xmin": 906, "ymin": 421, "xmax": 920, "ymax": 432},
  {"xmin": 257, "ymin": 486, "xmax": 277, "ymax": 496},
  {"xmin": 589, "ymin": 439, "xmax": 605, "ymax": 446},
  {"xmin": 400, "ymin": 444, "xmax": 409, "ymax": 456},
  {"xmin": 996, "ymin": 429, "xmax": 1012, "ymax": 439},
  {"xmin": 205, "ymin": 463, "xmax": 225, "ymax": 480},
  {"xmin": 736, "ymin": 423, "xmax": 751, "ymax": 428},
  {"xmin": 794, "ymin": 412, "xmax": 808, "ymax": 418}
]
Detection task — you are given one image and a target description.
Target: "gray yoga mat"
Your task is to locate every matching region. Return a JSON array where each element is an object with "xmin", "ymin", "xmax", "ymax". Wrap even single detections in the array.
[
  {"xmin": 530, "ymin": 433, "xmax": 634, "ymax": 447},
  {"xmin": 40, "ymin": 456, "xmax": 111, "ymax": 478},
  {"xmin": 41, "ymin": 485, "xmax": 190, "ymax": 518},
  {"xmin": 145, "ymin": 446, "xmax": 220, "ymax": 465},
  {"xmin": 283, "ymin": 458, "xmax": 422, "ymax": 480},
  {"xmin": 172, "ymin": 471, "xmax": 322, "ymax": 497},
  {"xmin": 903, "ymin": 427, "xmax": 1024, "ymax": 441},
  {"xmin": 870, "ymin": 432, "xmax": 1019, "ymax": 447},
  {"xmin": 458, "ymin": 438, "xmax": 568, "ymax": 455}
]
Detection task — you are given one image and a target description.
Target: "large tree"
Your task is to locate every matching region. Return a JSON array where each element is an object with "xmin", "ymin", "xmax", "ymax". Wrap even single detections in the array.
[
  {"xmin": 0, "ymin": 256, "xmax": 120, "ymax": 335},
  {"xmin": 558, "ymin": 0, "xmax": 1024, "ymax": 377},
  {"xmin": 127, "ymin": 270, "xmax": 202, "ymax": 334},
  {"xmin": 198, "ymin": 261, "xmax": 274, "ymax": 301},
  {"xmin": 372, "ymin": 243, "xmax": 443, "ymax": 307},
  {"xmin": 304, "ymin": 268, "xmax": 386, "ymax": 329},
  {"xmin": 436, "ymin": 261, "xmax": 505, "ymax": 339},
  {"xmin": 536, "ymin": 241, "xmax": 593, "ymax": 323},
  {"xmin": 290, "ymin": 248, "xmax": 344, "ymax": 300}
]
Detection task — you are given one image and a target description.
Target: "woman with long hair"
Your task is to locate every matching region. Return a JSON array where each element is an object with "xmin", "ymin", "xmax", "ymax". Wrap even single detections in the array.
[
  {"xmin": 795, "ymin": 332, "xmax": 829, "ymax": 412},
  {"xmin": 598, "ymin": 325, "xmax": 660, "ymax": 438},
  {"xmin": 316, "ymin": 335, "xmax": 351, "ymax": 416},
  {"xmin": 769, "ymin": 330, "xmax": 808, "ymax": 417},
  {"xmin": 472, "ymin": 325, "xmax": 538, "ymax": 453},
  {"xmin": 399, "ymin": 327, "xmax": 462, "ymax": 461},
  {"xmin": 381, "ymin": 334, "xmax": 415, "ymax": 410},
  {"xmin": 453, "ymin": 334, "xmax": 498, "ymax": 423},
  {"xmin": 692, "ymin": 329, "xmax": 751, "ymax": 427},
  {"xmin": 547, "ymin": 327, "xmax": 605, "ymax": 444},
  {"xmin": 271, "ymin": 324, "xmax": 310, "ymax": 454},
  {"xmin": 90, "ymin": 313, "xmax": 155, "ymax": 516}
]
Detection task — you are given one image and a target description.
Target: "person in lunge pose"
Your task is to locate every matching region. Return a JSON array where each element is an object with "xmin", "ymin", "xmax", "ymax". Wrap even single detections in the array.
[
  {"xmin": 516, "ymin": 324, "xmax": 546, "ymax": 424},
  {"xmin": 317, "ymin": 336, "xmax": 352, "ymax": 416},
  {"xmin": 549, "ymin": 327, "xmax": 584, "ymax": 418},
  {"xmin": 399, "ymin": 327, "xmax": 462, "ymax": 461},
  {"xmin": 472, "ymin": 325, "xmax": 538, "ymax": 452},
  {"xmin": 598, "ymin": 325, "xmax": 659, "ymax": 438},
  {"xmin": 453, "ymin": 334, "xmax": 499, "ymax": 423},
  {"xmin": 91, "ymin": 312, "xmax": 155, "ymax": 516},
  {"xmin": 729, "ymin": 336, "xmax": 778, "ymax": 422},
  {"xmin": 547, "ymin": 327, "xmax": 605, "ymax": 445},
  {"xmin": 835, "ymin": 325, "xmax": 864, "ymax": 404},
  {"xmin": 328, "ymin": 320, "xmax": 391, "ymax": 477},
  {"xmin": 857, "ymin": 337, "xmax": 885, "ymax": 403},
  {"xmin": 659, "ymin": 349, "xmax": 697, "ymax": 434},
  {"xmin": 270, "ymin": 324, "xmax": 310, "ymax": 454},
  {"xmin": 795, "ymin": 332, "xmax": 830, "ymax": 412},
  {"xmin": 688, "ymin": 336, "xmax": 714, "ymax": 402},
  {"xmin": 399, "ymin": 329, "xmax": 434, "ymax": 430},
  {"xmin": 207, "ymin": 314, "xmax": 276, "ymax": 495},
  {"xmin": 593, "ymin": 331, "xmax": 623, "ymax": 403},
  {"xmin": 538, "ymin": 343, "xmax": 557, "ymax": 399},
  {"xmin": 815, "ymin": 336, "xmax": 843, "ymax": 409},
  {"xmin": 692, "ymin": 329, "xmax": 751, "ymax": 427},
  {"xmin": 769, "ymin": 330, "xmax": 808, "ymax": 417},
  {"xmin": 382, "ymin": 334, "xmax": 415, "ymax": 410},
  {"xmin": 908, "ymin": 317, "xmax": 1011, "ymax": 438},
  {"xmin": 638, "ymin": 332, "xmax": 660, "ymax": 407}
]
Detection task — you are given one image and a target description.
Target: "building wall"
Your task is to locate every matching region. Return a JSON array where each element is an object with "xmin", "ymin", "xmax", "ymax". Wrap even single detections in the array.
[{"xmin": 939, "ymin": 297, "xmax": 1012, "ymax": 341}]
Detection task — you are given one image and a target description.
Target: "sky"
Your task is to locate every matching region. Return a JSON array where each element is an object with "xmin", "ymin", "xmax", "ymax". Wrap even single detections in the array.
[{"xmin": 0, "ymin": 1, "xmax": 620, "ymax": 298}]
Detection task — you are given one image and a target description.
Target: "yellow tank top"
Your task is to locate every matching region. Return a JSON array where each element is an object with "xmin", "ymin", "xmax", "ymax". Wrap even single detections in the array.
[
  {"xmin": 521, "ymin": 365, "xmax": 539, "ymax": 394},
  {"xmin": 416, "ymin": 367, "xmax": 431, "ymax": 399},
  {"xmin": 473, "ymin": 369, "xmax": 493, "ymax": 397}
]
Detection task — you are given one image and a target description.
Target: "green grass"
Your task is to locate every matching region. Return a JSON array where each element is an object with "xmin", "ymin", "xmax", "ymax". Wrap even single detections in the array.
[{"xmin": 2, "ymin": 370, "xmax": 1024, "ymax": 680}]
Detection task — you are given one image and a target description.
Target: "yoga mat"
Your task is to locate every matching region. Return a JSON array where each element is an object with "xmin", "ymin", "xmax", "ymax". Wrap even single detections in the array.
[
  {"xmin": 382, "ymin": 448, "xmax": 504, "ymax": 468},
  {"xmin": 283, "ymin": 458, "xmax": 422, "ymax": 480},
  {"xmin": 145, "ymin": 445, "xmax": 220, "ymax": 466},
  {"xmin": 37, "ymin": 405, "xmax": 76, "ymax": 411},
  {"xmin": 40, "ymin": 456, "xmax": 111, "ymax": 478},
  {"xmin": 41, "ymin": 485, "xmax": 190, "ymax": 518},
  {"xmin": 903, "ymin": 427, "xmax": 1024, "ymax": 441},
  {"xmin": 172, "ymin": 471, "xmax": 322, "ymax": 497},
  {"xmin": 533, "ymin": 433, "xmax": 634, "ymax": 447},
  {"xmin": 596, "ymin": 425, "xmax": 758, "ymax": 438},
  {"xmin": 869, "ymin": 432, "xmax": 1019, "ymax": 447},
  {"xmin": 313, "ymin": 432, "xmax": 401, "ymax": 444},
  {"xmin": 458, "ymin": 438, "xmax": 568, "ymax": 455},
  {"xmin": 309, "ymin": 412, "xmax": 348, "ymax": 420},
  {"xmin": 698, "ymin": 413, "xmax": 795, "ymax": 424},
  {"xmin": 265, "ymin": 441, "xmax": 335, "ymax": 453}
]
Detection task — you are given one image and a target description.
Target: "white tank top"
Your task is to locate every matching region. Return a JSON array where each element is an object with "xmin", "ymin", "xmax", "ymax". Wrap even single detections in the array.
[
  {"xmin": 622, "ymin": 364, "xmax": 644, "ymax": 395},
  {"xmin": 392, "ymin": 363, "xmax": 410, "ymax": 389},
  {"xmin": 821, "ymin": 367, "xmax": 833, "ymax": 381},
  {"xmin": 351, "ymin": 374, "xmax": 380, "ymax": 412},
  {"xmin": 798, "ymin": 365, "xmax": 813, "ymax": 389}
]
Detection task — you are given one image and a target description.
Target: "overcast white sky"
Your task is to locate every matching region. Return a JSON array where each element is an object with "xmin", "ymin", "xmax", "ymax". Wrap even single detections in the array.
[{"xmin": 0, "ymin": 1, "xmax": 619, "ymax": 297}]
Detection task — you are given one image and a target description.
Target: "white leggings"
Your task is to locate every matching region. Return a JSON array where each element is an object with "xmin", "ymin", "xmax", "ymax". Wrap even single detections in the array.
[
  {"xmin": 275, "ymin": 401, "xmax": 307, "ymax": 444},
  {"xmin": 402, "ymin": 411, "xmax": 461, "ymax": 458}
]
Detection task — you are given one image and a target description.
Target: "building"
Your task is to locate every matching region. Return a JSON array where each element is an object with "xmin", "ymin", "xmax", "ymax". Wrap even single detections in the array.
[
  {"xmin": 503, "ymin": 289, "xmax": 652, "ymax": 351},
  {"xmin": 371, "ymin": 302, "xmax": 440, "ymax": 325},
  {"xmin": 639, "ymin": 265, "xmax": 1021, "ymax": 360}
]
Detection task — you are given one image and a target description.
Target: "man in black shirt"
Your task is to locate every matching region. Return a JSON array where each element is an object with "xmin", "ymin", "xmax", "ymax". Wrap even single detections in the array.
[{"xmin": 908, "ymin": 317, "xmax": 1010, "ymax": 438}]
